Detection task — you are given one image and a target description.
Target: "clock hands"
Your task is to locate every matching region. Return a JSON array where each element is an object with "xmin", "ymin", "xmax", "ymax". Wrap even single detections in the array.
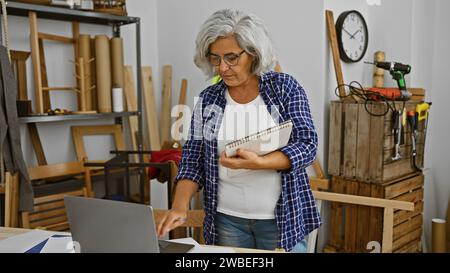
[
  {"xmin": 350, "ymin": 29, "xmax": 362, "ymax": 39},
  {"xmin": 342, "ymin": 28, "xmax": 354, "ymax": 39}
]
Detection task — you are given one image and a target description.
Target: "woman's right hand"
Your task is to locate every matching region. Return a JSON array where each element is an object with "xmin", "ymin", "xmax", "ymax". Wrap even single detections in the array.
[{"xmin": 156, "ymin": 208, "xmax": 188, "ymax": 237}]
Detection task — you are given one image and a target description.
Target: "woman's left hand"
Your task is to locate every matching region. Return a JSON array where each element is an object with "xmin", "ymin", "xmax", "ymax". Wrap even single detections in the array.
[{"xmin": 219, "ymin": 149, "xmax": 263, "ymax": 170}]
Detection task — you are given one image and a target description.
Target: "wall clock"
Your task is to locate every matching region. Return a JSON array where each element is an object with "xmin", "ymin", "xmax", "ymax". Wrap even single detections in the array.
[{"xmin": 335, "ymin": 10, "xmax": 369, "ymax": 63}]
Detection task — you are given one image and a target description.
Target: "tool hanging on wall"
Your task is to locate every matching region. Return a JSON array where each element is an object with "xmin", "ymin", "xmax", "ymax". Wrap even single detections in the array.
[
  {"xmin": 391, "ymin": 108, "xmax": 405, "ymax": 161},
  {"xmin": 416, "ymin": 102, "xmax": 432, "ymax": 167},
  {"xmin": 407, "ymin": 110, "xmax": 420, "ymax": 171}
]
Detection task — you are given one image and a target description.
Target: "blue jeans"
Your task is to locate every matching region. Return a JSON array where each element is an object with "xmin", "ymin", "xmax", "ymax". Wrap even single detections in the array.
[{"xmin": 215, "ymin": 212, "xmax": 307, "ymax": 253}]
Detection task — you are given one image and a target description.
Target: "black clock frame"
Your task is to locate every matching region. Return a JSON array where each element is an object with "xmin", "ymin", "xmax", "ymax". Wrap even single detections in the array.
[{"xmin": 335, "ymin": 10, "xmax": 369, "ymax": 63}]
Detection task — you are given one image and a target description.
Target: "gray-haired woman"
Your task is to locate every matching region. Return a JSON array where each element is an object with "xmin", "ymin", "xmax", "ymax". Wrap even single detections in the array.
[{"xmin": 157, "ymin": 9, "xmax": 321, "ymax": 252}]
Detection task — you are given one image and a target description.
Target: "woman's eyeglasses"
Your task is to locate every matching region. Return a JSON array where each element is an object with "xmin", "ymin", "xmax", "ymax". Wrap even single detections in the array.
[{"xmin": 207, "ymin": 50, "xmax": 246, "ymax": 66}]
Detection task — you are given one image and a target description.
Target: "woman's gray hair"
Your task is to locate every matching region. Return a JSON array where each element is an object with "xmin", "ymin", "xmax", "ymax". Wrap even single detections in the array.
[{"xmin": 194, "ymin": 9, "xmax": 277, "ymax": 78}]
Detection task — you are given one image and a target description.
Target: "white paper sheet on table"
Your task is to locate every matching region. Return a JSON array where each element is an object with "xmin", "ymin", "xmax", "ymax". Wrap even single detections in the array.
[
  {"xmin": 169, "ymin": 237, "xmax": 235, "ymax": 253},
  {"xmin": 0, "ymin": 230, "xmax": 73, "ymax": 253}
]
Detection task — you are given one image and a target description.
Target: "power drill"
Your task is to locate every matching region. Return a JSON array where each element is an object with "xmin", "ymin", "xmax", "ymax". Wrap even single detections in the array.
[{"xmin": 365, "ymin": 61, "xmax": 412, "ymax": 101}]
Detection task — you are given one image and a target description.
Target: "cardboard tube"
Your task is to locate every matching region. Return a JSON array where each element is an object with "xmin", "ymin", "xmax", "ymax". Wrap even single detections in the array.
[
  {"xmin": 79, "ymin": 34, "xmax": 92, "ymax": 110},
  {"xmin": 373, "ymin": 51, "xmax": 385, "ymax": 88},
  {"xmin": 432, "ymin": 218, "xmax": 447, "ymax": 253},
  {"xmin": 110, "ymin": 37, "xmax": 124, "ymax": 88},
  {"xmin": 95, "ymin": 35, "xmax": 112, "ymax": 113}
]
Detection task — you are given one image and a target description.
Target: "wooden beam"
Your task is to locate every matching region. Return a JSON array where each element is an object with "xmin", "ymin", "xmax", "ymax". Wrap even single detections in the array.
[
  {"xmin": 142, "ymin": 67, "xmax": 161, "ymax": 150},
  {"xmin": 11, "ymin": 50, "xmax": 31, "ymax": 100},
  {"xmin": 160, "ymin": 65, "xmax": 172, "ymax": 144},
  {"xmin": 309, "ymin": 178, "xmax": 330, "ymax": 191},
  {"xmin": 313, "ymin": 191, "xmax": 414, "ymax": 211},
  {"xmin": 29, "ymin": 11, "xmax": 44, "ymax": 113},
  {"xmin": 27, "ymin": 123, "xmax": 48, "ymax": 165},
  {"xmin": 38, "ymin": 38, "xmax": 51, "ymax": 111},
  {"xmin": 173, "ymin": 78, "xmax": 187, "ymax": 143},
  {"xmin": 38, "ymin": 32, "xmax": 74, "ymax": 43},
  {"xmin": 326, "ymin": 10, "xmax": 351, "ymax": 101},
  {"xmin": 4, "ymin": 173, "xmax": 19, "ymax": 228},
  {"xmin": 382, "ymin": 208, "xmax": 394, "ymax": 253},
  {"xmin": 72, "ymin": 22, "xmax": 81, "ymax": 108},
  {"xmin": 123, "ymin": 66, "xmax": 139, "ymax": 162}
]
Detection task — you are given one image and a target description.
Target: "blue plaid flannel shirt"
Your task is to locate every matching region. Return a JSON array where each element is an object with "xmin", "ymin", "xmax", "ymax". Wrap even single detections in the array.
[{"xmin": 175, "ymin": 71, "xmax": 321, "ymax": 251}]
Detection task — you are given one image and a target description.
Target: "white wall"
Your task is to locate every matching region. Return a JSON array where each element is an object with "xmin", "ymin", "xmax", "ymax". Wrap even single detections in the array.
[{"xmin": 427, "ymin": 0, "xmax": 450, "ymax": 249}]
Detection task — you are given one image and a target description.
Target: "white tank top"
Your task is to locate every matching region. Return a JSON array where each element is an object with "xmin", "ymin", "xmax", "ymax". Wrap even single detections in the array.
[{"xmin": 216, "ymin": 90, "xmax": 282, "ymax": 219}]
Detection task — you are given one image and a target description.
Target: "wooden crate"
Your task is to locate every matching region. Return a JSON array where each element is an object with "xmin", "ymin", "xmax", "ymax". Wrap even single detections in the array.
[
  {"xmin": 325, "ymin": 173, "xmax": 424, "ymax": 253},
  {"xmin": 328, "ymin": 100, "xmax": 426, "ymax": 184}
]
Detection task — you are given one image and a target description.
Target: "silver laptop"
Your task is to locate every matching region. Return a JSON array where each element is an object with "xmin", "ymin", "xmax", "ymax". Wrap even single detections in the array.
[{"xmin": 64, "ymin": 196, "xmax": 195, "ymax": 253}]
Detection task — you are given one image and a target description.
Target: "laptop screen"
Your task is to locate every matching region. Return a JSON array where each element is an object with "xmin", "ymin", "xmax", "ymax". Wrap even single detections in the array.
[{"xmin": 64, "ymin": 196, "xmax": 194, "ymax": 253}]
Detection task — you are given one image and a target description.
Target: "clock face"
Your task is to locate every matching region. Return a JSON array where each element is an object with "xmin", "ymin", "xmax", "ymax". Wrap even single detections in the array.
[{"xmin": 336, "ymin": 10, "xmax": 369, "ymax": 63}]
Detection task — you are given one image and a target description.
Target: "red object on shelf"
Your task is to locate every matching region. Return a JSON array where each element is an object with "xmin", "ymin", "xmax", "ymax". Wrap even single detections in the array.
[{"xmin": 147, "ymin": 149, "xmax": 182, "ymax": 179}]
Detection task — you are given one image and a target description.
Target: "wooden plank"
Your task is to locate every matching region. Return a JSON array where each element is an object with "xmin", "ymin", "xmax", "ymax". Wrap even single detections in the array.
[
  {"xmin": 29, "ymin": 11, "xmax": 44, "ymax": 113},
  {"xmin": 394, "ymin": 201, "xmax": 423, "ymax": 226},
  {"xmin": 393, "ymin": 227, "xmax": 422, "ymax": 251},
  {"xmin": 38, "ymin": 32, "xmax": 74, "ymax": 43},
  {"xmin": 393, "ymin": 189, "xmax": 424, "ymax": 204},
  {"xmin": 343, "ymin": 103, "xmax": 358, "ymax": 178},
  {"xmin": 28, "ymin": 161, "xmax": 84, "ymax": 180},
  {"xmin": 45, "ymin": 221, "xmax": 70, "ymax": 231},
  {"xmin": 384, "ymin": 174, "xmax": 424, "ymax": 199},
  {"xmin": 355, "ymin": 103, "xmax": 371, "ymax": 182},
  {"xmin": 142, "ymin": 66, "xmax": 161, "ymax": 150},
  {"xmin": 356, "ymin": 182, "xmax": 371, "ymax": 252},
  {"xmin": 160, "ymin": 65, "xmax": 173, "ymax": 144},
  {"xmin": 33, "ymin": 200, "xmax": 65, "ymax": 212},
  {"xmin": 344, "ymin": 180, "xmax": 358, "ymax": 252},
  {"xmin": 313, "ymin": 191, "xmax": 414, "ymax": 211},
  {"xmin": 394, "ymin": 238, "xmax": 421, "ymax": 253},
  {"xmin": 30, "ymin": 215, "xmax": 68, "ymax": 229},
  {"xmin": 325, "ymin": 10, "xmax": 346, "ymax": 99},
  {"xmin": 309, "ymin": 178, "xmax": 330, "ymax": 191},
  {"xmin": 408, "ymin": 88, "xmax": 425, "ymax": 102},
  {"xmin": 11, "ymin": 175, "xmax": 19, "ymax": 228},
  {"xmin": 123, "ymin": 66, "xmax": 139, "ymax": 160},
  {"xmin": 368, "ymin": 103, "xmax": 385, "ymax": 182},
  {"xmin": 17, "ymin": 59, "xmax": 28, "ymax": 100},
  {"xmin": 369, "ymin": 183, "xmax": 384, "ymax": 246},
  {"xmin": 393, "ymin": 214, "xmax": 422, "ymax": 239},
  {"xmin": 90, "ymin": 37, "xmax": 98, "ymax": 111},
  {"xmin": 29, "ymin": 208, "xmax": 66, "ymax": 222},
  {"xmin": 11, "ymin": 50, "xmax": 31, "ymax": 100},
  {"xmin": 328, "ymin": 102, "xmax": 342, "ymax": 175},
  {"xmin": 173, "ymin": 78, "xmax": 187, "ymax": 143},
  {"xmin": 312, "ymin": 159, "xmax": 326, "ymax": 180},
  {"xmin": 329, "ymin": 176, "xmax": 344, "ymax": 248},
  {"xmin": 38, "ymin": 38, "xmax": 51, "ymax": 111},
  {"xmin": 4, "ymin": 173, "xmax": 12, "ymax": 227},
  {"xmin": 27, "ymin": 123, "xmax": 48, "ymax": 165},
  {"xmin": 382, "ymin": 208, "xmax": 394, "ymax": 253},
  {"xmin": 34, "ymin": 189, "xmax": 85, "ymax": 205},
  {"xmin": 72, "ymin": 22, "xmax": 81, "ymax": 109}
]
